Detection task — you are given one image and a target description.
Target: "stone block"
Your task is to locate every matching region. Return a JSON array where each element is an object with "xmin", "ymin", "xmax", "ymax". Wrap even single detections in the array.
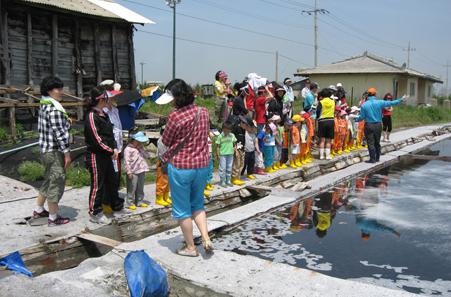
[
  {"xmin": 430, "ymin": 98, "xmax": 437, "ymax": 107},
  {"xmin": 444, "ymin": 99, "xmax": 450, "ymax": 109}
]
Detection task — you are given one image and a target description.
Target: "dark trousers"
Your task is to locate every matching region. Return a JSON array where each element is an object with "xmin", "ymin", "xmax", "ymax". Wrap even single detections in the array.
[
  {"xmin": 103, "ymin": 152, "xmax": 123, "ymax": 205},
  {"xmin": 364, "ymin": 122, "xmax": 382, "ymax": 151},
  {"xmin": 86, "ymin": 153, "xmax": 123, "ymax": 215},
  {"xmin": 241, "ymin": 151, "xmax": 255, "ymax": 175},
  {"xmin": 382, "ymin": 115, "xmax": 392, "ymax": 132},
  {"xmin": 281, "ymin": 148, "xmax": 289, "ymax": 164}
]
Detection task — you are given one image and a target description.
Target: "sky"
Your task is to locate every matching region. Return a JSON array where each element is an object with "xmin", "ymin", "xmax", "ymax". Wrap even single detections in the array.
[{"xmin": 116, "ymin": 0, "xmax": 451, "ymax": 93}]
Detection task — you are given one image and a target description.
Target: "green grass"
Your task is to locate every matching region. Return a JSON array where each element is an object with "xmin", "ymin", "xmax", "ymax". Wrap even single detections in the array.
[
  {"xmin": 392, "ymin": 105, "xmax": 451, "ymax": 128},
  {"xmin": 31, "ymin": 146, "xmax": 40, "ymax": 154},
  {"xmin": 65, "ymin": 166, "xmax": 91, "ymax": 188},
  {"xmin": 18, "ymin": 161, "xmax": 45, "ymax": 181}
]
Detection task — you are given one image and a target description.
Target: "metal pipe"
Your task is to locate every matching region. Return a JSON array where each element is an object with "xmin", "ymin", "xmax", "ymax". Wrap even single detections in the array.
[{"xmin": 0, "ymin": 141, "xmax": 39, "ymax": 155}]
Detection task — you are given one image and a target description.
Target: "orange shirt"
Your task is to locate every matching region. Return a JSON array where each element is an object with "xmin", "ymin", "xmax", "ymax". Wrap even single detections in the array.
[
  {"xmin": 334, "ymin": 117, "xmax": 339, "ymax": 133},
  {"xmin": 291, "ymin": 126, "xmax": 300, "ymax": 145},
  {"xmin": 340, "ymin": 119, "xmax": 348, "ymax": 136},
  {"xmin": 306, "ymin": 118, "xmax": 315, "ymax": 137},
  {"xmin": 283, "ymin": 130, "xmax": 289, "ymax": 149}
]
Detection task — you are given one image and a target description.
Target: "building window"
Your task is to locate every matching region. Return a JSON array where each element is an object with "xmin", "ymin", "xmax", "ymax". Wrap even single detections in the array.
[
  {"xmin": 410, "ymin": 82, "xmax": 416, "ymax": 96},
  {"xmin": 427, "ymin": 86, "xmax": 431, "ymax": 98}
]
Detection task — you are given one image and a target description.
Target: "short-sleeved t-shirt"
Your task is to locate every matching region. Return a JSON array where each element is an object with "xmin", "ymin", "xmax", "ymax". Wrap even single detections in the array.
[
  {"xmin": 255, "ymin": 96, "xmax": 267, "ymax": 124},
  {"xmin": 244, "ymin": 131, "xmax": 257, "ymax": 152},
  {"xmin": 214, "ymin": 81, "xmax": 226, "ymax": 97},
  {"xmin": 264, "ymin": 133, "xmax": 275, "ymax": 146},
  {"xmin": 291, "ymin": 126, "xmax": 300, "ymax": 144},
  {"xmin": 216, "ymin": 132, "xmax": 236, "ymax": 155},
  {"xmin": 257, "ymin": 130, "xmax": 266, "ymax": 151}
]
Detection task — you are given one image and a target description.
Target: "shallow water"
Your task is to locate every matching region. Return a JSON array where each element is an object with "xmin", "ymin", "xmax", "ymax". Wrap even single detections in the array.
[{"xmin": 213, "ymin": 140, "xmax": 451, "ymax": 295}]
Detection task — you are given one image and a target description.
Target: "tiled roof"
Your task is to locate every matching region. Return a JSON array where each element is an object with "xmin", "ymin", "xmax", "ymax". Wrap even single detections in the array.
[{"xmin": 295, "ymin": 52, "xmax": 442, "ymax": 83}]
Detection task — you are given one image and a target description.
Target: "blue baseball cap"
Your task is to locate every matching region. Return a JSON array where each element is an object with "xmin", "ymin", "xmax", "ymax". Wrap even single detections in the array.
[
  {"xmin": 131, "ymin": 131, "xmax": 149, "ymax": 143},
  {"xmin": 285, "ymin": 118, "xmax": 294, "ymax": 126}
]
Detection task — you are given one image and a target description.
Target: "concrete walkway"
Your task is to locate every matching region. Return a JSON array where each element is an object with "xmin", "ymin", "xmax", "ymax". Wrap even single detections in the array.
[{"xmin": 1, "ymin": 123, "xmax": 450, "ymax": 296}]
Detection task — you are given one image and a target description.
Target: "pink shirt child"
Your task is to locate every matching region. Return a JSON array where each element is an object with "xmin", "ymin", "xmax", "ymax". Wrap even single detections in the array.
[{"xmin": 123, "ymin": 143, "xmax": 150, "ymax": 175}]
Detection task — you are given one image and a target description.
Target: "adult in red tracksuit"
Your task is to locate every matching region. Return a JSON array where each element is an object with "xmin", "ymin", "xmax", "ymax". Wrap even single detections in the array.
[{"xmin": 84, "ymin": 86, "xmax": 123, "ymax": 225}]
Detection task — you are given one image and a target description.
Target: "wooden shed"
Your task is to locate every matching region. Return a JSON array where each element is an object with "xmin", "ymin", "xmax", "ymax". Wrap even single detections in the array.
[{"xmin": 0, "ymin": 0, "xmax": 154, "ymax": 96}]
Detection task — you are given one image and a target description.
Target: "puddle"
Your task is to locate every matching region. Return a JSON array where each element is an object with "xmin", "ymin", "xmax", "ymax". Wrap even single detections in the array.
[{"xmin": 213, "ymin": 140, "xmax": 451, "ymax": 295}]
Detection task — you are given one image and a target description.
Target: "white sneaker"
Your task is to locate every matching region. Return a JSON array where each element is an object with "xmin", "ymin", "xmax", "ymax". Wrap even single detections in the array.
[
  {"xmin": 326, "ymin": 156, "xmax": 332, "ymax": 160},
  {"xmin": 381, "ymin": 138, "xmax": 386, "ymax": 142},
  {"xmin": 90, "ymin": 213, "xmax": 111, "ymax": 225},
  {"xmin": 386, "ymin": 139, "xmax": 391, "ymax": 143},
  {"xmin": 320, "ymin": 155, "xmax": 325, "ymax": 160},
  {"xmin": 113, "ymin": 208, "xmax": 132, "ymax": 218}
]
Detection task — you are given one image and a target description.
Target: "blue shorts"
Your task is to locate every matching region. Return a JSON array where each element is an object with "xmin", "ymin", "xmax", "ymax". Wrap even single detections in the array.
[{"xmin": 168, "ymin": 163, "xmax": 208, "ymax": 219}]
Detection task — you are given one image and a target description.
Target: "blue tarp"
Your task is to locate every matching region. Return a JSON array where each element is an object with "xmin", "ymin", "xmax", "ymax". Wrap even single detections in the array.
[
  {"xmin": 124, "ymin": 250, "xmax": 169, "ymax": 297},
  {"xmin": 0, "ymin": 251, "xmax": 33, "ymax": 279}
]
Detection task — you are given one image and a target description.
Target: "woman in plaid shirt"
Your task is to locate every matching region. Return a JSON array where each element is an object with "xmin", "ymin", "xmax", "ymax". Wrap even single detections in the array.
[{"xmin": 157, "ymin": 79, "xmax": 214, "ymax": 257}]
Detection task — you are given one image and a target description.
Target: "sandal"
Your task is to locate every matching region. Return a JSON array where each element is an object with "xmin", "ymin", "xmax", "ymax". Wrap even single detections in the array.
[
  {"xmin": 202, "ymin": 239, "xmax": 214, "ymax": 253},
  {"xmin": 176, "ymin": 245, "xmax": 199, "ymax": 257}
]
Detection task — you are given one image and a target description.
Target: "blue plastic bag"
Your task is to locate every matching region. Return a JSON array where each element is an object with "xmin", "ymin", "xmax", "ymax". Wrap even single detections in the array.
[
  {"xmin": 0, "ymin": 251, "xmax": 33, "ymax": 279},
  {"xmin": 124, "ymin": 250, "xmax": 169, "ymax": 297}
]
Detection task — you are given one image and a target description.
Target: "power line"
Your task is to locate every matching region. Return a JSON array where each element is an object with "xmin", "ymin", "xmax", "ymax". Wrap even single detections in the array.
[
  {"xmin": 121, "ymin": 0, "xmax": 346, "ymax": 56},
  {"xmin": 137, "ymin": 28, "xmax": 313, "ymax": 67},
  {"xmin": 193, "ymin": 0, "xmax": 310, "ymax": 29},
  {"xmin": 281, "ymin": 0, "xmax": 316, "ymax": 10},
  {"xmin": 320, "ymin": 0, "xmax": 407, "ymax": 46}
]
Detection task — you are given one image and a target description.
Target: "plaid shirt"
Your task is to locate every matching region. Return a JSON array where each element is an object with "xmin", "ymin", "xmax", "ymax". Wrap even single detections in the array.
[
  {"xmin": 161, "ymin": 103, "xmax": 210, "ymax": 169},
  {"xmin": 38, "ymin": 103, "xmax": 70, "ymax": 154}
]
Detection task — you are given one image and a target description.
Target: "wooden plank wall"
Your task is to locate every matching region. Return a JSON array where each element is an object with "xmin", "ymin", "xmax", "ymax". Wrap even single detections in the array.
[{"xmin": 0, "ymin": 1, "xmax": 136, "ymax": 96}]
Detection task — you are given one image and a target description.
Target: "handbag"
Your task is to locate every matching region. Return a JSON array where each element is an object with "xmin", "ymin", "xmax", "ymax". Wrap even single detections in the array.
[{"xmin": 160, "ymin": 106, "xmax": 201, "ymax": 175}]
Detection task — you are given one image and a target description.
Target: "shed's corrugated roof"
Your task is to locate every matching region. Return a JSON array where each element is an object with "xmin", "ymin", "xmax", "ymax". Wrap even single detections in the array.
[
  {"xmin": 295, "ymin": 52, "xmax": 443, "ymax": 83},
  {"xmin": 18, "ymin": 0, "xmax": 155, "ymax": 24}
]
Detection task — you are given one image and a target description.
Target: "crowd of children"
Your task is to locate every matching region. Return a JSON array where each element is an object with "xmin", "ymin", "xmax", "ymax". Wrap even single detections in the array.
[{"xmin": 123, "ymin": 81, "xmax": 380, "ymax": 206}]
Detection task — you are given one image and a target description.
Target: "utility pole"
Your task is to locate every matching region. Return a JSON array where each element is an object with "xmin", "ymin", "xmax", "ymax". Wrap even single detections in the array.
[
  {"xmin": 140, "ymin": 61, "xmax": 146, "ymax": 84},
  {"xmin": 445, "ymin": 60, "xmax": 449, "ymax": 98},
  {"xmin": 167, "ymin": 0, "xmax": 182, "ymax": 80},
  {"xmin": 403, "ymin": 42, "xmax": 416, "ymax": 69},
  {"xmin": 302, "ymin": 1, "xmax": 328, "ymax": 67},
  {"xmin": 275, "ymin": 51, "xmax": 278, "ymax": 83}
]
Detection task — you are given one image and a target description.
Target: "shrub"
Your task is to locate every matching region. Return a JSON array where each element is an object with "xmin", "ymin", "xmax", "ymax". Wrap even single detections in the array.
[
  {"xmin": 65, "ymin": 166, "xmax": 91, "ymax": 188},
  {"xmin": 18, "ymin": 161, "xmax": 45, "ymax": 181},
  {"xmin": 0, "ymin": 127, "xmax": 8, "ymax": 142}
]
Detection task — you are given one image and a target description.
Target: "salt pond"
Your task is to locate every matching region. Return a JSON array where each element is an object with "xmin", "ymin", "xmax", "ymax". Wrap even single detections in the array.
[{"xmin": 213, "ymin": 140, "xmax": 451, "ymax": 296}]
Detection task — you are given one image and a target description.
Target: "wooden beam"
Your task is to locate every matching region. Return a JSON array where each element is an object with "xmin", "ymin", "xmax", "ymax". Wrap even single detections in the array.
[
  {"xmin": 111, "ymin": 24, "xmax": 119, "ymax": 83},
  {"xmin": 74, "ymin": 20, "xmax": 83, "ymax": 97},
  {"xmin": 1, "ymin": 10, "xmax": 10, "ymax": 85},
  {"xmin": 52, "ymin": 14, "xmax": 58, "ymax": 77},
  {"xmin": 9, "ymin": 106, "xmax": 15, "ymax": 143},
  {"xmin": 128, "ymin": 25, "xmax": 136, "ymax": 89},
  {"xmin": 93, "ymin": 22, "xmax": 102, "ymax": 85},
  {"xmin": 27, "ymin": 11, "xmax": 33, "ymax": 85},
  {"xmin": 75, "ymin": 232, "xmax": 122, "ymax": 248}
]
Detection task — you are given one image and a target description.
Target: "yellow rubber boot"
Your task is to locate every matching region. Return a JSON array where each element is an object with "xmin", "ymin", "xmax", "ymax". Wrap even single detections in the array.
[
  {"xmin": 294, "ymin": 158, "xmax": 302, "ymax": 167},
  {"xmin": 204, "ymin": 190, "xmax": 210, "ymax": 197},
  {"xmin": 343, "ymin": 146, "xmax": 351, "ymax": 153},
  {"xmin": 279, "ymin": 161, "xmax": 288, "ymax": 169},
  {"xmin": 208, "ymin": 183, "xmax": 215, "ymax": 189},
  {"xmin": 163, "ymin": 192, "xmax": 172, "ymax": 204},
  {"xmin": 156, "ymin": 194, "xmax": 169, "ymax": 206},
  {"xmin": 102, "ymin": 204, "xmax": 114, "ymax": 214},
  {"xmin": 205, "ymin": 184, "xmax": 214, "ymax": 191},
  {"xmin": 300, "ymin": 156, "xmax": 308, "ymax": 165},
  {"xmin": 272, "ymin": 164, "xmax": 279, "ymax": 171},
  {"xmin": 265, "ymin": 166, "xmax": 276, "ymax": 173},
  {"xmin": 247, "ymin": 174, "xmax": 256, "ymax": 179},
  {"xmin": 289, "ymin": 160, "xmax": 297, "ymax": 169},
  {"xmin": 231, "ymin": 177, "xmax": 245, "ymax": 185}
]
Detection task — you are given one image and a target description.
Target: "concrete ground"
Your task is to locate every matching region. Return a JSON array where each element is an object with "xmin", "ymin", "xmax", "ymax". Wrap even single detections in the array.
[{"xmin": 1, "ymin": 123, "xmax": 450, "ymax": 296}]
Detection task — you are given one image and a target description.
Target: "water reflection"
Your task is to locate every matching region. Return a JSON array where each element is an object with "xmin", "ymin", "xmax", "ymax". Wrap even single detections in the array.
[{"xmin": 213, "ymin": 140, "xmax": 451, "ymax": 295}]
